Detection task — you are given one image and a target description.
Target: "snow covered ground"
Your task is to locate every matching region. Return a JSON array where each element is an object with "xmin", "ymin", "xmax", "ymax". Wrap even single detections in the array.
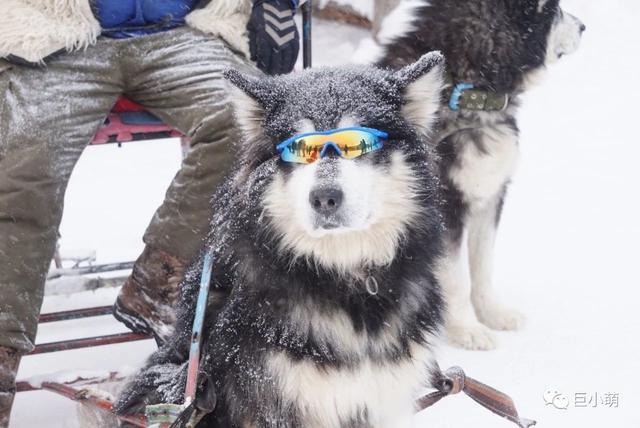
[{"xmin": 11, "ymin": 0, "xmax": 640, "ymax": 426}]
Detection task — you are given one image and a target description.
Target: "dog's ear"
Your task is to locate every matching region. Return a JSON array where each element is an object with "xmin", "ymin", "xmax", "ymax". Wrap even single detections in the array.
[
  {"xmin": 536, "ymin": 0, "xmax": 560, "ymax": 17},
  {"xmin": 224, "ymin": 69, "xmax": 273, "ymax": 141},
  {"xmin": 392, "ymin": 51, "xmax": 445, "ymax": 137},
  {"xmin": 518, "ymin": 0, "xmax": 559, "ymax": 20}
]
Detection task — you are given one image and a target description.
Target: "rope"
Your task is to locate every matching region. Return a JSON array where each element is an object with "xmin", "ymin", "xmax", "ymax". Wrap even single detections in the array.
[{"xmin": 416, "ymin": 366, "xmax": 537, "ymax": 428}]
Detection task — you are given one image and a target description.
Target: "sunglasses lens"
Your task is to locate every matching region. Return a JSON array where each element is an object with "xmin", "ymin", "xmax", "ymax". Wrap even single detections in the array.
[
  {"xmin": 329, "ymin": 130, "xmax": 383, "ymax": 159},
  {"xmin": 281, "ymin": 134, "xmax": 328, "ymax": 164},
  {"xmin": 280, "ymin": 129, "xmax": 384, "ymax": 164}
]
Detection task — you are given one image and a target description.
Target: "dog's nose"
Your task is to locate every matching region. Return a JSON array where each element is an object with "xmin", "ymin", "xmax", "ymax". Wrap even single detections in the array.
[
  {"xmin": 580, "ymin": 23, "xmax": 586, "ymax": 33},
  {"xmin": 309, "ymin": 187, "xmax": 343, "ymax": 215}
]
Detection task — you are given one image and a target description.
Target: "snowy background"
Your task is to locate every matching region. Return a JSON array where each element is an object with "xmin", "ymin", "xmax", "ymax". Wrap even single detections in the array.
[{"xmin": 11, "ymin": 0, "xmax": 640, "ymax": 426}]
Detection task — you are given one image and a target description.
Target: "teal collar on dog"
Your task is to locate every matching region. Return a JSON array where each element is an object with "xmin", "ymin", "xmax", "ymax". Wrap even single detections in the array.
[{"xmin": 448, "ymin": 82, "xmax": 510, "ymax": 112}]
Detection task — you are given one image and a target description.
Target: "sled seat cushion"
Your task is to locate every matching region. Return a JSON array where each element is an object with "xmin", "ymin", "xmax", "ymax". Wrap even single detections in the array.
[{"xmin": 91, "ymin": 96, "xmax": 184, "ymax": 145}]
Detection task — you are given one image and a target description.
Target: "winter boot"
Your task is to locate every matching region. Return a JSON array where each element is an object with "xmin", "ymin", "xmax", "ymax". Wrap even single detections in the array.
[
  {"xmin": 113, "ymin": 246, "xmax": 185, "ymax": 346},
  {"xmin": 0, "ymin": 346, "xmax": 21, "ymax": 428}
]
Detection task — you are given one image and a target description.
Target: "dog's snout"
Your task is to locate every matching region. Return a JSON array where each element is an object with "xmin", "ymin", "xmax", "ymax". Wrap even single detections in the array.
[
  {"xmin": 568, "ymin": 12, "xmax": 586, "ymax": 34},
  {"xmin": 309, "ymin": 187, "xmax": 343, "ymax": 215}
]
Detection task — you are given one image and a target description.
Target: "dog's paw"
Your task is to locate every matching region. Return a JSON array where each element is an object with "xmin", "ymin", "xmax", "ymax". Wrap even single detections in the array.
[
  {"xmin": 476, "ymin": 303, "xmax": 525, "ymax": 331},
  {"xmin": 446, "ymin": 321, "xmax": 496, "ymax": 351},
  {"xmin": 113, "ymin": 363, "xmax": 187, "ymax": 415}
]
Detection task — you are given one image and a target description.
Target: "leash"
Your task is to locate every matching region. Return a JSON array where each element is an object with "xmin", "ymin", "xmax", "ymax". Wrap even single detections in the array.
[
  {"xmin": 184, "ymin": 251, "xmax": 215, "ymax": 403},
  {"xmin": 143, "ymin": 251, "xmax": 215, "ymax": 428},
  {"xmin": 417, "ymin": 366, "xmax": 536, "ymax": 428}
]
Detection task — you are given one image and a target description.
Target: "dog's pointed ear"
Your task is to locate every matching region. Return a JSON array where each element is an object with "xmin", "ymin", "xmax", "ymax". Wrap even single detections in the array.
[
  {"xmin": 519, "ymin": 0, "xmax": 558, "ymax": 21},
  {"xmin": 392, "ymin": 51, "xmax": 445, "ymax": 136},
  {"xmin": 224, "ymin": 69, "xmax": 273, "ymax": 141}
]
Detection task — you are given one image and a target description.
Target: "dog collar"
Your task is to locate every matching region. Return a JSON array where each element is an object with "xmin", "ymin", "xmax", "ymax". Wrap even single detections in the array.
[{"xmin": 448, "ymin": 82, "xmax": 510, "ymax": 112}]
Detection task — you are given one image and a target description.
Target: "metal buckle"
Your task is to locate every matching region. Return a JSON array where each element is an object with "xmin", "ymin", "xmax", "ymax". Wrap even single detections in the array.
[{"xmin": 449, "ymin": 83, "xmax": 474, "ymax": 111}]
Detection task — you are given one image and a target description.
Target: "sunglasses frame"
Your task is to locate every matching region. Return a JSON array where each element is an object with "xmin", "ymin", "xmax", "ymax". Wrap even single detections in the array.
[{"xmin": 276, "ymin": 127, "xmax": 389, "ymax": 164}]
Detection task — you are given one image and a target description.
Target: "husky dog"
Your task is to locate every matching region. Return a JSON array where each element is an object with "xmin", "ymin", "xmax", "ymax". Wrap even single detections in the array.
[
  {"xmin": 378, "ymin": 0, "xmax": 585, "ymax": 350},
  {"xmin": 116, "ymin": 52, "xmax": 447, "ymax": 427}
]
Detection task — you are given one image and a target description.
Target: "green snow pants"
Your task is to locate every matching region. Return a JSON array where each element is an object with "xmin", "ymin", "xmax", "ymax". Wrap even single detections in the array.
[{"xmin": 0, "ymin": 27, "xmax": 253, "ymax": 353}]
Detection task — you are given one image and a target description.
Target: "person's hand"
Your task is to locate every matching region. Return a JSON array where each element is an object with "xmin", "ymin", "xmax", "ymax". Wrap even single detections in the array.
[{"xmin": 248, "ymin": 0, "xmax": 300, "ymax": 75}]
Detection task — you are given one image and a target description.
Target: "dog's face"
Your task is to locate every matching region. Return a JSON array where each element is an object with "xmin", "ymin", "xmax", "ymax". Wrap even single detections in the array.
[
  {"xmin": 226, "ymin": 53, "xmax": 444, "ymax": 272},
  {"xmin": 545, "ymin": 7, "xmax": 585, "ymax": 64},
  {"xmin": 521, "ymin": 0, "xmax": 585, "ymax": 66}
]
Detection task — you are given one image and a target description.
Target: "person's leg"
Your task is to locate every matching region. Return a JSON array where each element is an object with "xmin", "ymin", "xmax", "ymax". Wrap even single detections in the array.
[
  {"xmin": 129, "ymin": 29, "xmax": 256, "ymax": 262},
  {"xmin": 0, "ymin": 48, "xmax": 121, "ymax": 425},
  {"xmin": 0, "ymin": 346, "xmax": 20, "ymax": 427},
  {"xmin": 112, "ymin": 29, "xmax": 256, "ymax": 343}
]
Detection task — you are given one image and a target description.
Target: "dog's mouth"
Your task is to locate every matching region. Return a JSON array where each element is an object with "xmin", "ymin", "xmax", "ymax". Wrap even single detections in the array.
[
  {"xmin": 310, "ymin": 217, "xmax": 356, "ymax": 236},
  {"xmin": 314, "ymin": 219, "xmax": 341, "ymax": 230},
  {"xmin": 309, "ymin": 211, "xmax": 375, "ymax": 237}
]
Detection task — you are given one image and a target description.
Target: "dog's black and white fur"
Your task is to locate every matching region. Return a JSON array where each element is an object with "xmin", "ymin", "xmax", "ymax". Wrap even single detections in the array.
[
  {"xmin": 378, "ymin": 0, "xmax": 585, "ymax": 350},
  {"xmin": 115, "ymin": 53, "xmax": 448, "ymax": 427}
]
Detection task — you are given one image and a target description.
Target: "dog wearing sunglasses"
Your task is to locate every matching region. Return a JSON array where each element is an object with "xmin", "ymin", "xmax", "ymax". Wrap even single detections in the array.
[
  {"xmin": 115, "ymin": 52, "xmax": 447, "ymax": 427},
  {"xmin": 377, "ymin": 0, "xmax": 585, "ymax": 350}
]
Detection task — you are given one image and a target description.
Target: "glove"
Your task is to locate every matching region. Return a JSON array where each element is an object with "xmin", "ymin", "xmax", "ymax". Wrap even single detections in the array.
[{"xmin": 248, "ymin": 0, "xmax": 300, "ymax": 75}]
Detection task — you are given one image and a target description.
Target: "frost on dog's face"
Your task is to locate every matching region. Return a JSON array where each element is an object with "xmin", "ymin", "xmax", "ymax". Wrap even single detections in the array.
[{"xmin": 225, "ymin": 52, "xmax": 444, "ymax": 272}]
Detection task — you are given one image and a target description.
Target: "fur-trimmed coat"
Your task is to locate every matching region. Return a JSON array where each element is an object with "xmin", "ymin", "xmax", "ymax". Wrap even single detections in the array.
[{"xmin": 0, "ymin": 0, "xmax": 252, "ymax": 64}]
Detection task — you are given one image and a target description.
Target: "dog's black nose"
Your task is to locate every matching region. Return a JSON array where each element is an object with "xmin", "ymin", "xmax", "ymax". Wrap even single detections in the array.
[
  {"xmin": 309, "ymin": 187, "xmax": 343, "ymax": 215},
  {"xmin": 580, "ymin": 23, "xmax": 586, "ymax": 33}
]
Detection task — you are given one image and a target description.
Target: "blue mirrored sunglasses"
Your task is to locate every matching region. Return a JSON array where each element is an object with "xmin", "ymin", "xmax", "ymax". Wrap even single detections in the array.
[{"xmin": 276, "ymin": 127, "xmax": 389, "ymax": 164}]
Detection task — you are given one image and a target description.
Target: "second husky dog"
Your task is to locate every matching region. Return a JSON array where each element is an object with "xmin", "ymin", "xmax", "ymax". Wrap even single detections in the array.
[{"xmin": 379, "ymin": 0, "xmax": 585, "ymax": 350}]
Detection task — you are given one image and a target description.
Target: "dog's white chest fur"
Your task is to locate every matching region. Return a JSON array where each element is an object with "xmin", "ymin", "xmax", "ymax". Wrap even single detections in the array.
[
  {"xmin": 449, "ymin": 122, "xmax": 519, "ymax": 204},
  {"xmin": 266, "ymin": 342, "xmax": 431, "ymax": 428}
]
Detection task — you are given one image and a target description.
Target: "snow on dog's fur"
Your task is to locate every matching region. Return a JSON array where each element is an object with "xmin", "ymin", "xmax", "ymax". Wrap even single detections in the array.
[
  {"xmin": 378, "ymin": 0, "xmax": 585, "ymax": 350},
  {"xmin": 114, "ymin": 53, "xmax": 447, "ymax": 427}
]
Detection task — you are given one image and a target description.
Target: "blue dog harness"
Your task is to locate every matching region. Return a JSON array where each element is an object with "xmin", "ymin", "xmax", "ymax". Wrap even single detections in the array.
[{"xmin": 95, "ymin": 0, "xmax": 199, "ymax": 38}]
